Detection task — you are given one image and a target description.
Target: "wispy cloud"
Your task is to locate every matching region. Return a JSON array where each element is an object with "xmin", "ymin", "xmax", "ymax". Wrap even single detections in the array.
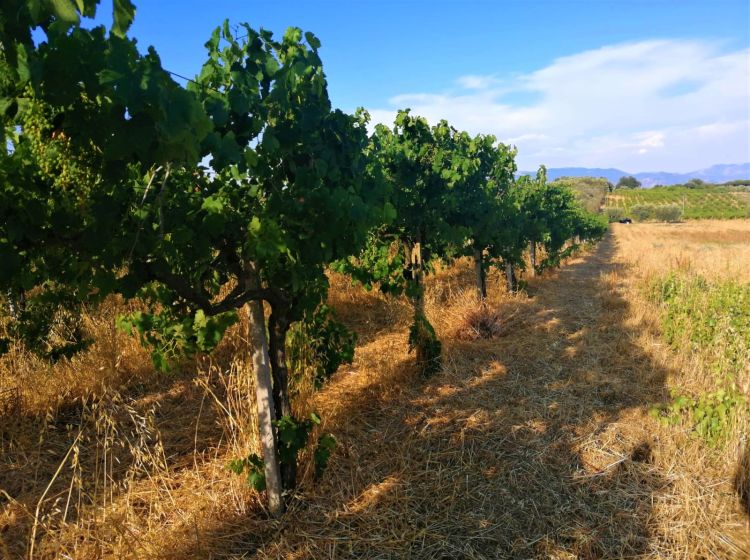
[{"xmin": 368, "ymin": 39, "xmax": 750, "ymax": 172}]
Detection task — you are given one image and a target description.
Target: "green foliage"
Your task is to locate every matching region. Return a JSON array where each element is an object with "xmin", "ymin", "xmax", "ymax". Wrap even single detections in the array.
[
  {"xmin": 516, "ymin": 172, "xmax": 604, "ymax": 272},
  {"xmin": 116, "ymin": 307, "xmax": 238, "ymax": 372},
  {"xmin": 648, "ymin": 271, "xmax": 750, "ymax": 445},
  {"xmin": 650, "ymin": 388, "xmax": 747, "ymax": 446},
  {"xmin": 332, "ymin": 231, "xmax": 405, "ymax": 295},
  {"xmin": 653, "ymin": 204, "xmax": 683, "ymax": 222},
  {"xmin": 2, "ymin": 10, "xmax": 387, "ymax": 368},
  {"xmin": 5, "ymin": 285, "xmax": 91, "ymax": 361},
  {"xmin": 447, "ymin": 131, "xmax": 517, "ymax": 258},
  {"xmin": 287, "ymin": 305, "xmax": 357, "ymax": 390},
  {"xmin": 649, "ymin": 272, "xmax": 750, "ymax": 380},
  {"xmin": 1, "ymin": 0, "xmax": 615, "ymax": 500},
  {"xmin": 346, "ymin": 110, "xmax": 517, "ymax": 369},
  {"xmin": 571, "ymin": 208, "xmax": 608, "ymax": 241},
  {"xmin": 314, "ymin": 433, "xmax": 337, "ymax": 479},
  {"xmin": 276, "ymin": 412, "xmax": 336, "ymax": 478},
  {"xmin": 551, "ymin": 176, "xmax": 610, "ymax": 214},
  {"xmin": 484, "ymin": 167, "xmax": 607, "ymax": 277},
  {"xmin": 275, "ymin": 413, "xmax": 319, "ymax": 467},
  {"xmin": 722, "ymin": 179, "xmax": 750, "ymax": 187},
  {"xmin": 605, "ymin": 207, "xmax": 627, "ymax": 222},
  {"xmin": 616, "ymin": 175, "xmax": 641, "ymax": 189},
  {"xmin": 630, "ymin": 204, "xmax": 654, "ymax": 222},
  {"xmin": 227, "ymin": 453, "xmax": 266, "ymax": 491},
  {"xmin": 408, "ymin": 312, "xmax": 442, "ymax": 376},
  {"xmin": 228, "ymin": 426, "xmax": 337, "ymax": 488},
  {"xmin": 1, "ymin": 2, "xmax": 212, "ymax": 359},
  {"xmin": 372, "ymin": 111, "xmax": 468, "ymax": 259}
]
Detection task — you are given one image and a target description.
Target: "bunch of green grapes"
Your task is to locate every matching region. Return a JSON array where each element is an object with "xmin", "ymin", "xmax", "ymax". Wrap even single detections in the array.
[{"xmin": 18, "ymin": 92, "xmax": 101, "ymax": 211}]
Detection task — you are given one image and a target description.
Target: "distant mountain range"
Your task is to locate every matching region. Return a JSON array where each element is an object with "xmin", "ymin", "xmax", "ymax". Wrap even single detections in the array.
[{"xmin": 519, "ymin": 163, "xmax": 750, "ymax": 188}]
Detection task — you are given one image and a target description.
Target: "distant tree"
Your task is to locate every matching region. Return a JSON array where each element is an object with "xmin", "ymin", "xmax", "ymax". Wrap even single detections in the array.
[
  {"xmin": 723, "ymin": 179, "xmax": 750, "ymax": 188},
  {"xmin": 630, "ymin": 204, "xmax": 654, "ymax": 222},
  {"xmin": 550, "ymin": 176, "xmax": 609, "ymax": 214},
  {"xmin": 685, "ymin": 178, "xmax": 706, "ymax": 188},
  {"xmin": 616, "ymin": 176, "xmax": 641, "ymax": 189},
  {"xmin": 654, "ymin": 205, "xmax": 683, "ymax": 222}
]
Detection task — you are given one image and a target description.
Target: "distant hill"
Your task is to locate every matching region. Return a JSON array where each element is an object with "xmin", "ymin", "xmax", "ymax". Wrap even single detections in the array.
[{"xmin": 519, "ymin": 163, "xmax": 750, "ymax": 188}]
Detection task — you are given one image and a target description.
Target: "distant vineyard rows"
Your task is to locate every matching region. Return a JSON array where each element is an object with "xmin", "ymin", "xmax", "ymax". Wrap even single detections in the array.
[{"xmin": 605, "ymin": 187, "xmax": 750, "ymax": 219}]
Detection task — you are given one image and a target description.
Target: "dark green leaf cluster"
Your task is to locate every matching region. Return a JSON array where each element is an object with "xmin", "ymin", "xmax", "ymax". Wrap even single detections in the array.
[
  {"xmin": 227, "ymin": 453, "xmax": 267, "ymax": 491},
  {"xmin": 275, "ymin": 413, "xmax": 320, "ymax": 467},
  {"xmin": 228, "ymin": 427, "xmax": 336, "ymax": 489},
  {"xmin": 3, "ymin": 283, "xmax": 91, "ymax": 361},
  {"xmin": 314, "ymin": 433, "xmax": 337, "ymax": 479},
  {"xmin": 616, "ymin": 175, "xmax": 641, "ymax": 189},
  {"xmin": 287, "ymin": 304, "xmax": 357, "ymax": 390},
  {"xmin": 408, "ymin": 312, "xmax": 441, "ymax": 377},
  {"xmin": 116, "ymin": 308, "xmax": 238, "ymax": 372}
]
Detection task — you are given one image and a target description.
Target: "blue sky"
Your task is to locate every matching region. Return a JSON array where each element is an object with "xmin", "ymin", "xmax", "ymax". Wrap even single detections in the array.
[{"xmin": 95, "ymin": 1, "xmax": 749, "ymax": 172}]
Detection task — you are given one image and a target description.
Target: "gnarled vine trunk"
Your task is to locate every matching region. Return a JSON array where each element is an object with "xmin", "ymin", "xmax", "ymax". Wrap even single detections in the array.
[
  {"xmin": 405, "ymin": 233, "xmax": 441, "ymax": 375},
  {"xmin": 474, "ymin": 247, "xmax": 486, "ymax": 301},
  {"xmin": 6, "ymin": 288, "xmax": 26, "ymax": 320},
  {"xmin": 505, "ymin": 262, "xmax": 518, "ymax": 293},
  {"xmin": 268, "ymin": 307, "xmax": 296, "ymax": 490},
  {"xmin": 529, "ymin": 241, "xmax": 537, "ymax": 277}
]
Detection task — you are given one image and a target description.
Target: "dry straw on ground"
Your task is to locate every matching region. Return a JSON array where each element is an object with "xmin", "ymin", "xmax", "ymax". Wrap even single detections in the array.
[{"xmin": 1, "ymin": 221, "xmax": 748, "ymax": 558}]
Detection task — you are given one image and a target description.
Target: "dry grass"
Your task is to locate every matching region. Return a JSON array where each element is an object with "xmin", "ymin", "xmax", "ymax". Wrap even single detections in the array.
[
  {"xmin": 609, "ymin": 220, "xmax": 750, "ymax": 557},
  {"xmin": 614, "ymin": 219, "xmax": 750, "ymax": 282},
  {"xmin": 1, "ymin": 224, "xmax": 748, "ymax": 558}
]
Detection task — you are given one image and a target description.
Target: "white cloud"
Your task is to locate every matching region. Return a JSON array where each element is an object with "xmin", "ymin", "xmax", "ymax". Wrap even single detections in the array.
[
  {"xmin": 456, "ymin": 75, "xmax": 501, "ymax": 90},
  {"xmin": 368, "ymin": 39, "xmax": 750, "ymax": 172}
]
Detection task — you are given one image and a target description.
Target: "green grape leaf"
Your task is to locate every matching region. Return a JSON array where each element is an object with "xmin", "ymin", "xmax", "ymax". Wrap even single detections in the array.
[{"xmin": 112, "ymin": 0, "xmax": 136, "ymax": 37}]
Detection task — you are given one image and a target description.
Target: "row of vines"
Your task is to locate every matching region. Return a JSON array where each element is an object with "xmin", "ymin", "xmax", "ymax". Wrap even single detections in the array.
[
  {"xmin": 0, "ymin": 1, "xmax": 607, "ymax": 515},
  {"xmin": 606, "ymin": 187, "xmax": 750, "ymax": 220}
]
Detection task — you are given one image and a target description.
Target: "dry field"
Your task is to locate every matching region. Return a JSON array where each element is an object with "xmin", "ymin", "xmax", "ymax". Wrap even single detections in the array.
[
  {"xmin": 615, "ymin": 220, "xmax": 750, "ymax": 282},
  {"xmin": 1, "ymin": 221, "xmax": 748, "ymax": 559}
]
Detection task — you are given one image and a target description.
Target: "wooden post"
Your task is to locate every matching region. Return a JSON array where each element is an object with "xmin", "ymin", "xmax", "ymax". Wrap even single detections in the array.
[
  {"xmin": 474, "ymin": 247, "xmax": 486, "ymax": 301},
  {"xmin": 411, "ymin": 239, "xmax": 424, "ymax": 316},
  {"xmin": 246, "ymin": 265, "xmax": 284, "ymax": 517}
]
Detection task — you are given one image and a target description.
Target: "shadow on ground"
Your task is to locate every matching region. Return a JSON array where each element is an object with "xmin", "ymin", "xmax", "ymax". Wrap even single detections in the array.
[{"xmin": 162, "ymin": 233, "xmax": 676, "ymax": 559}]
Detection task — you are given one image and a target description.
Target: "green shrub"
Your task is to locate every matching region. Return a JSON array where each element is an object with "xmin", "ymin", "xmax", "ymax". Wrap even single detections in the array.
[
  {"xmin": 647, "ymin": 272, "xmax": 750, "ymax": 444},
  {"xmin": 650, "ymin": 273, "xmax": 750, "ymax": 374},
  {"xmin": 287, "ymin": 304, "xmax": 357, "ymax": 391},
  {"xmin": 605, "ymin": 207, "xmax": 626, "ymax": 222},
  {"xmin": 630, "ymin": 204, "xmax": 654, "ymax": 222},
  {"xmin": 653, "ymin": 204, "xmax": 683, "ymax": 222},
  {"xmin": 650, "ymin": 388, "xmax": 747, "ymax": 446}
]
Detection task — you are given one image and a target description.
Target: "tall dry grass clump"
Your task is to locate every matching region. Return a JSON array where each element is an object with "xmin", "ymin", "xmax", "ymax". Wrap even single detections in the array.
[
  {"xmin": 0, "ymin": 296, "xmax": 154, "ymax": 417},
  {"xmin": 0, "ymin": 294, "xmax": 269, "ymax": 558}
]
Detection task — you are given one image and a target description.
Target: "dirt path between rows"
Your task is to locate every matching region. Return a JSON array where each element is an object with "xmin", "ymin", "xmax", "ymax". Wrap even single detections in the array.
[{"xmin": 170, "ymin": 236, "xmax": 682, "ymax": 559}]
